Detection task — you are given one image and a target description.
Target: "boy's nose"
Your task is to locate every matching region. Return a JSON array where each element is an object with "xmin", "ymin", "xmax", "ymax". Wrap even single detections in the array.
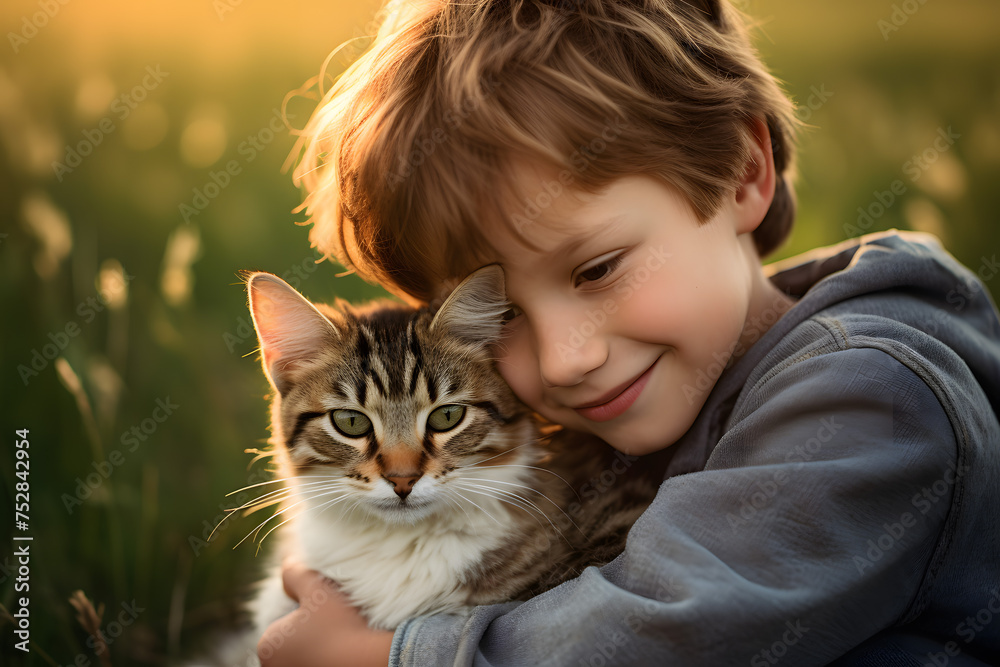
[{"xmin": 536, "ymin": 317, "xmax": 609, "ymax": 388}]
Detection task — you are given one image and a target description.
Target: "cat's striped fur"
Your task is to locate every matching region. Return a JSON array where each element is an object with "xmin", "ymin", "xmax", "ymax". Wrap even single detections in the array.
[{"xmin": 204, "ymin": 265, "xmax": 671, "ymax": 663}]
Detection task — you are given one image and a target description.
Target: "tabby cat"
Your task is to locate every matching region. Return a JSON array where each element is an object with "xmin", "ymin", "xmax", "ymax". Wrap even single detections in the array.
[{"xmin": 201, "ymin": 265, "xmax": 670, "ymax": 663}]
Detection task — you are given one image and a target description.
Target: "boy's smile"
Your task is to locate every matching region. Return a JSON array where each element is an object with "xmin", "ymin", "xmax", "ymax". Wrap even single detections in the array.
[{"xmin": 485, "ymin": 162, "xmax": 797, "ymax": 455}]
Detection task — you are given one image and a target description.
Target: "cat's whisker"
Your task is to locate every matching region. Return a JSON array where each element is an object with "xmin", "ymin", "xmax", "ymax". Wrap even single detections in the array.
[
  {"xmin": 438, "ymin": 488, "xmax": 474, "ymax": 523},
  {"xmin": 223, "ymin": 483, "xmax": 344, "ymax": 530},
  {"xmin": 224, "ymin": 474, "xmax": 344, "ymax": 497},
  {"xmin": 240, "ymin": 487, "xmax": 349, "ymax": 552},
  {"xmin": 344, "ymin": 497, "xmax": 368, "ymax": 523},
  {"xmin": 455, "ymin": 477, "xmax": 583, "ymax": 535},
  {"xmin": 225, "ymin": 478, "xmax": 347, "ymax": 513},
  {"xmin": 209, "ymin": 484, "xmax": 321, "ymax": 542},
  {"xmin": 466, "ymin": 464, "xmax": 579, "ymax": 497},
  {"xmin": 451, "ymin": 482, "xmax": 559, "ymax": 537},
  {"xmin": 255, "ymin": 493, "xmax": 357, "ymax": 553},
  {"xmin": 225, "ymin": 488, "xmax": 297, "ymax": 515},
  {"xmin": 452, "ymin": 482, "xmax": 550, "ymax": 533},
  {"xmin": 447, "ymin": 488, "xmax": 503, "ymax": 527},
  {"xmin": 463, "ymin": 438, "xmax": 545, "ymax": 466},
  {"xmin": 453, "ymin": 481, "xmax": 573, "ymax": 544},
  {"xmin": 232, "ymin": 484, "xmax": 351, "ymax": 550},
  {"xmin": 208, "ymin": 490, "xmax": 298, "ymax": 543},
  {"xmin": 454, "ymin": 480, "xmax": 549, "ymax": 519},
  {"xmin": 458, "ymin": 476, "xmax": 558, "ymax": 500},
  {"xmin": 311, "ymin": 493, "xmax": 362, "ymax": 519}
]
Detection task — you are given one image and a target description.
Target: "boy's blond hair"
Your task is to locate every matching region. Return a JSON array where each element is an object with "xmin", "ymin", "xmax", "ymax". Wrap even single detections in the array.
[{"xmin": 291, "ymin": 0, "xmax": 798, "ymax": 305}]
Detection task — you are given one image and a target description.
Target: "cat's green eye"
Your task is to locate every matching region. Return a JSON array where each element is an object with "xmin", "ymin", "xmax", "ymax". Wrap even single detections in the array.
[
  {"xmin": 331, "ymin": 409, "xmax": 372, "ymax": 437},
  {"xmin": 427, "ymin": 404, "xmax": 466, "ymax": 432}
]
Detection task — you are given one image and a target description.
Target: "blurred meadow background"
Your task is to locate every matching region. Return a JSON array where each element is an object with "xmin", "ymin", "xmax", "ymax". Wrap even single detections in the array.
[{"xmin": 1, "ymin": 0, "xmax": 998, "ymax": 663}]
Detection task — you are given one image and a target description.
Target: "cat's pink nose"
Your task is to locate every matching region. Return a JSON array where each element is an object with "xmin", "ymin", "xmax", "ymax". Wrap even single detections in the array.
[{"xmin": 385, "ymin": 474, "xmax": 422, "ymax": 499}]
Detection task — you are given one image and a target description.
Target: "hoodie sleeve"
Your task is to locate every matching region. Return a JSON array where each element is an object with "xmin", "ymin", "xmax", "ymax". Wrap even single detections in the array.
[{"xmin": 387, "ymin": 346, "xmax": 958, "ymax": 666}]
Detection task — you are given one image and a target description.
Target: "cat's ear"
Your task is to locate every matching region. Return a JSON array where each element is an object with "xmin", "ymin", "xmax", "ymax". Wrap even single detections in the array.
[
  {"xmin": 429, "ymin": 264, "xmax": 509, "ymax": 349},
  {"xmin": 246, "ymin": 272, "xmax": 339, "ymax": 396}
]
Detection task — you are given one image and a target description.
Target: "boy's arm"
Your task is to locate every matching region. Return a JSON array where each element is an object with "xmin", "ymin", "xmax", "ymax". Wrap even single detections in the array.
[{"xmin": 390, "ymin": 346, "xmax": 959, "ymax": 666}]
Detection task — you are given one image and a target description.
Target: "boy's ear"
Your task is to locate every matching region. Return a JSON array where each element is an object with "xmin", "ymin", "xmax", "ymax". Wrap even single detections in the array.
[
  {"xmin": 732, "ymin": 117, "xmax": 777, "ymax": 236},
  {"xmin": 246, "ymin": 272, "xmax": 340, "ymax": 396},
  {"xmin": 429, "ymin": 264, "xmax": 509, "ymax": 349}
]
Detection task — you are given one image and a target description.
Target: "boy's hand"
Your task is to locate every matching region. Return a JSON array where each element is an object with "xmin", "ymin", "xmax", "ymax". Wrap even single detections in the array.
[{"xmin": 257, "ymin": 558, "xmax": 394, "ymax": 667}]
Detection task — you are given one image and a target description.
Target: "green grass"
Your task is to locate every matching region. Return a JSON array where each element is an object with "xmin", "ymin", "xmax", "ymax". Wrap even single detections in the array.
[{"xmin": 1, "ymin": 0, "xmax": 998, "ymax": 663}]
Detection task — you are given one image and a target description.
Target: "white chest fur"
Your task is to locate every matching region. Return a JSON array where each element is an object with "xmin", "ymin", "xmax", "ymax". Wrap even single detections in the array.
[
  {"xmin": 250, "ymin": 465, "xmax": 528, "ymax": 633},
  {"xmin": 299, "ymin": 496, "xmax": 511, "ymax": 629}
]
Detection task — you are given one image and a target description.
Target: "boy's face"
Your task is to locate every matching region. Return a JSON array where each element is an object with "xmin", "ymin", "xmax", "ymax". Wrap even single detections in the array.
[{"xmin": 484, "ymin": 169, "xmax": 794, "ymax": 455}]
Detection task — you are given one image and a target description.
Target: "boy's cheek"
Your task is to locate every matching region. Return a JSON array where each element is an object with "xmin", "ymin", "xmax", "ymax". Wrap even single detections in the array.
[{"xmin": 495, "ymin": 349, "xmax": 542, "ymax": 409}]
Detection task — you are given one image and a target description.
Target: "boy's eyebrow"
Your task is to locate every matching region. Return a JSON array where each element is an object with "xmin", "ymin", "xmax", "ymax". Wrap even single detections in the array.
[{"xmin": 548, "ymin": 214, "xmax": 627, "ymax": 256}]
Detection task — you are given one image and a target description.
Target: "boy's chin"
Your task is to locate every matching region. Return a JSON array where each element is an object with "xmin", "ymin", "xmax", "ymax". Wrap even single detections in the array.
[
  {"xmin": 588, "ymin": 422, "xmax": 679, "ymax": 457},
  {"xmin": 605, "ymin": 437, "xmax": 676, "ymax": 457}
]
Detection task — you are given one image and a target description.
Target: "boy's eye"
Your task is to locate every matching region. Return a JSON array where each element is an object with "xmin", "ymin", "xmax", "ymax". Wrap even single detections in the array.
[
  {"xmin": 574, "ymin": 253, "xmax": 625, "ymax": 287},
  {"xmin": 500, "ymin": 305, "xmax": 522, "ymax": 324}
]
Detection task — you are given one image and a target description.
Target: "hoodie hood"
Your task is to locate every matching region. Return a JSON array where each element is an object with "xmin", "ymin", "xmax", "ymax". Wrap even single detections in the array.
[
  {"xmin": 668, "ymin": 228, "xmax": 1000, "ymax": 476},
  {"xmin": 765, "ymin": 229, "xmax": 1000, "ymax": 411}
]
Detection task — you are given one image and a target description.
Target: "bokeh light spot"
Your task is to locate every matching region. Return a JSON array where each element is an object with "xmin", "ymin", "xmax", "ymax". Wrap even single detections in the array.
[
  {"xmin": 122, "ymin": 102, "xmax": 170, "ymax": 150},
  {"xmin": 161, "ymin": 225, "xmax": 202, "ymax": 306},
  {"xmin": 180, "ymin": 106, "xmax": 228, "ymax": 168},
  {"xmin": 75, "ymin": 74, "xmax": 117, "ymax": 121},
  {"xmin": 21, "ymin": 191, "xmax": 73, "ymax": 280},
  {"xmin": 98, "ymin": 258, "xmax": 129, "ymax": 310}
]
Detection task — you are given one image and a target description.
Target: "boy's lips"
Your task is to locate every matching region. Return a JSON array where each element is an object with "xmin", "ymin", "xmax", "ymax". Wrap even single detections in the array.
[{"xmin": 572, "ymin": 356, "xmax": 660, "ymax": 423}]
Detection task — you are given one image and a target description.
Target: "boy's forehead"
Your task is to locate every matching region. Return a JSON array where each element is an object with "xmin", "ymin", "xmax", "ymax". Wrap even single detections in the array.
[{"xmin": 485, "ymin": 159, "xmax": 616, "ymax": 256}]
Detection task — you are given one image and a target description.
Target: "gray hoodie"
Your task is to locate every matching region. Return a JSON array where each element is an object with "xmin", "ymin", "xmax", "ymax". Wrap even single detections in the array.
[{"xmin": 389, "ymin": 229, "xmax": 1000, "ymax": 666}]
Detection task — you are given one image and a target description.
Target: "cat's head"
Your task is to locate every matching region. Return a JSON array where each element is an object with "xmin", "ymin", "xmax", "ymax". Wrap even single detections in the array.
[{"xmin": 245, "ymin": 265, "xmax": 539, "ymax": 524}]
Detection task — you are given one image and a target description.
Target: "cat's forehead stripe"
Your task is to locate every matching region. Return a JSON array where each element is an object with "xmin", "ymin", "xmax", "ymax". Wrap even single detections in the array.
[
  {"xmin": 425, "ymin": 372, "xmax": 438, "ymax": 403},
  {"xmin": 354, "ymin": 313, "xmax": 433, "ymax": 401},
  {"xmin": 407, "ymin": 319, "xmax": 423, "ymax": 398},
  {"xmin": 355, "ymin": 327, "xmax": 372, "ymax": 405},
  {"xmin": 332, "ymin": 383, "xmax": 350, "ymax": 403},
  {"xmin": 407, "ymin": 360, "xmax": 420, "ymax": 396},
  {"xmin": 289, "ymin": 411, "xmax": 327, "ymax": 448},
  {"xmin": 371, "ymin": 350, "xmax": 399, "ymax": 398}
]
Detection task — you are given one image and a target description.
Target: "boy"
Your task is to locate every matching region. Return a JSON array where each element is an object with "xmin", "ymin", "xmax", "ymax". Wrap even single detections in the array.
[{"xmin": 258, "ymin": 0, "xmax": 1000, "ymax": 664}]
